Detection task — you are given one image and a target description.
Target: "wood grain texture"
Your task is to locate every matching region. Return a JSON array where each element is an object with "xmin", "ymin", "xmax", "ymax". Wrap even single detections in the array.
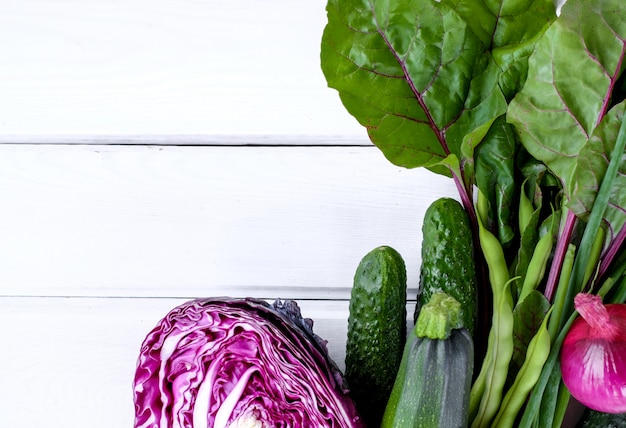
[
  {"xmin": 0, "ymin": 134, "xmax": 372, "ymax": 146},
  {"xmin": 0, "ymin": 142, "xmax": 455, "ymax": 425},
  {"xmin": 0, "ymin": 297, "xmax": 351, "ymax": 427},
  {"xmin": 0, "ymin": 144, "xmax": 457, "ymax": 300},
  {"xmin": 0, "ymin": 0, "xmax": 362, "ymax": 136}
]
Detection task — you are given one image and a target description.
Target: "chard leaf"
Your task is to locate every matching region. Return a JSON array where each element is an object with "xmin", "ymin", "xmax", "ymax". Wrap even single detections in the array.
[
  {"xmin": 444, "ymin": 0, "xmax": 556, "ymax": 99},
  {"xmin": 475, "ymin": 115, "xmax": 517, "ymax": 244},
  {"xmin": 442, "ymin": 0, "xmax": 555, "ymax": 48},
  {"xmin": 511, "ymin": 291, "xmax": 550, "ymax": 377},
  {"xmin": 507, "ymin": 0, "xmax": 626, "ymax": 189},
  {"xmin": 446, "ymin": 0, "xmax": 555, "ymax": 238},
  {"xmin": 569, "ymin": 101, "xmax": 626, "ymax": 244},
  {"xmin": 320, "ymin": 0, "xmax": 507, "ymax": 176}
]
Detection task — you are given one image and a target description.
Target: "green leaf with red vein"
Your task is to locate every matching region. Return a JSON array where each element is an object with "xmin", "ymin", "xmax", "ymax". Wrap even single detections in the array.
[
  {"xmin": 320, "ymin": 0, "xmax": 507, "ymax": 178},
  {"xmin": 569, "ymin": 102, "xmax": 626, "ymax": 244},
  {"xmin": 507, "ymin": 0, "xmax": 626, "ymax": 194},
  {"xmin": 511, "ymin": 290, "xmax": 550, "ymax": 377}
]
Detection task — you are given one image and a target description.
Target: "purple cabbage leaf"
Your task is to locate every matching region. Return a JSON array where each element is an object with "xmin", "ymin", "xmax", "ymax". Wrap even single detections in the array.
[{"xmin": 133, "ymin": 297, "xmax": 363, "ymax": 428}]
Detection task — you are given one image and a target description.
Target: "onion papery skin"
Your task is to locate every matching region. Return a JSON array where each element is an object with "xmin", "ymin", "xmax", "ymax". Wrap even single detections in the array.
[
  {"xmin": 561, "ymin": 300, "xmax": 626, "ymax": 414},
  {"xmin": 133, "ymin": 297, "xmax": 364, "ymax": 428}
]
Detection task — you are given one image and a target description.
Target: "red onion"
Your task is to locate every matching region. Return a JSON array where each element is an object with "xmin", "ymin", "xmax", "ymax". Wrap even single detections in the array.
[{"xmin": 560, "ymin": 293, "xmax": 626, "ymax": 413}]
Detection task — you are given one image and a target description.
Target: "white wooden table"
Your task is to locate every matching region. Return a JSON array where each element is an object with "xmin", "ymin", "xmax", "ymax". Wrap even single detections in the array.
[{"xmin": 0, "ymin": 1, "xmax": 457, "ymax": 425}]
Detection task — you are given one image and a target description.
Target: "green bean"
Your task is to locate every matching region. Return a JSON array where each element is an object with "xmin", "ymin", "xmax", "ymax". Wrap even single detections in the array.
[
  {"xmin": 518, "ymin": 313, "xmax": 577, "ymax": 428},
  {"xmin": 476, "ymin": 190, "xmax": 510, "ymax": 292},
  {"xmin": 470, "ymin": 192, "xmax": 514, "ymax": 428},
  {"xmin": 491, "ymin": 310, "xmax": 552, "ymax": 428},
  {"xmin": 469, "ymin": 329, "xmax": 494, "ymax": 420},
  {"xmin": 519, "ymin": 180, "xmax": 534, "ymax": 236},
  {"xmin": 476, "ymin": 187, "xmax": 490, "ymax": 226},
  {"xmin": 518, "ymin": 230, "xmax": 554, "ymax": 305},
  {"xmin": 470, "ymin": 278, "xmax": 515, "ymax": 428}
]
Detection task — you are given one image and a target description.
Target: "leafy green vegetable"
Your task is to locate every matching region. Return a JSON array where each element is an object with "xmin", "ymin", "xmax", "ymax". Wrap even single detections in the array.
[
  {"xmin": 321, "ymin": 0, "xmax": 626, "ymax": 425},
  {"xmin": 321, "ymin": 0, "xmax": 507, "ymax": 198},
  {"xmin": 511, "ymin": 291, "xmax": 550, "ymax": 376},
  {"xmin": 508, "ymin": 0, "xmax": 626, "ymax": 194},
  {"xmin": 474, "ymin": 116, "xmax": 517, "ymax": 244},
  {"xmin": 321, "ymin": 0, "xmax": 557, "ymax": 235},
  {"xmin": 570, "ymin": 103, "xmax": 626, "ymax": 243}
]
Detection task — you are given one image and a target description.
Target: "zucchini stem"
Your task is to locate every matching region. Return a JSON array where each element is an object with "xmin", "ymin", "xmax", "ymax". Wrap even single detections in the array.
[{"xmin": 415, "ymin": 292, "xmax": 463, "ymax": 340}]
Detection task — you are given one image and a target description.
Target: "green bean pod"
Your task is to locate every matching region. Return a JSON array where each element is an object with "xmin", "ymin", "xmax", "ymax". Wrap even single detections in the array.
[
  {"xmin": 491, "ymin": 310, "xmax": 552, "ymax": 428},
  {"xmin": 518, "ymin": 181, "xmax": 534, "ymax": 236},
  {"xmin": 470, "ymin": 278, "xmax": 514, "ymax": 428},
  {"xmin": 469, "ymin": 329, "xmax": 493, "ymax": 419},
  {"xmin": 470, "ymin": 190, "xmax": 514, "ymax": 428},
  {"xmin": 475, "ymin": 190, "xmax": 510, "ymax": 292},
  {"xmin": 518, "ymin": 231, "xmax": 554, "ymax": 304}
]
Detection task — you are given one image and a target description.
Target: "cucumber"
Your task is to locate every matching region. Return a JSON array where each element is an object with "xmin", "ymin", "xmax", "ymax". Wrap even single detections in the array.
[
  {"xmin": 345, "ymin": 245, "xmax": 407, "ymax": 428},
  {"xmin": 415, "ymin": 197, "xmax": 478, "ymax": 334}
]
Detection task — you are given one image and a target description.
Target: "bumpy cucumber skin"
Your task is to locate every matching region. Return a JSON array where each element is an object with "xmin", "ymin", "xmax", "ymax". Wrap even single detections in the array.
[
  {"xmin": 346, "ymin": 246, "xmax": 407, "ymax": 428},
  {"xmin": 415, "ymin": 198, "xmax": 478, "ymax": 335}
]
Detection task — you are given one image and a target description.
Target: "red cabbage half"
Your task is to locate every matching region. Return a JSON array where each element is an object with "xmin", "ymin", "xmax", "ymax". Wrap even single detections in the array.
[{"xmin": 133, "ymin": 297, "xmax": 364, "ymax": 428}]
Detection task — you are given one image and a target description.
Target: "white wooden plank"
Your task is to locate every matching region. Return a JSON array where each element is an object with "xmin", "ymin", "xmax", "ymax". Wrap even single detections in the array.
[
  {"xmin": 0, "ymin": 296, "xmax": 354, "ymax": 428},
  {"xmin": 0, "ymin": 0, "xmax": 362, "ymax": 136},
  {"xmin": 0, "ymin": 144, "xmax": 458, "ymax": 299},
  {"xmin": 0, "ymin": 134, "xmax": 372, "ymax": 146}
]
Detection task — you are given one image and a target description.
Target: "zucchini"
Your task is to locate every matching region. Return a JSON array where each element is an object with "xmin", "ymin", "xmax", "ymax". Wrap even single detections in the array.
[
  {"xmin": 416, "ymin": 197, "xmax": 478, "ymax": 334},
  {"xmin": 345, "ymin": 245, "xmax": 407, "ymax": 428},
  {"xmin": 382, "ymin": 292, "xmax": 474, "ymax": 428}
]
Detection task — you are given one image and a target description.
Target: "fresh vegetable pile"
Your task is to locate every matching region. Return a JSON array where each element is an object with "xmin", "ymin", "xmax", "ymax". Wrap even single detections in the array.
[{"xmin": 319, "ymin": 0, "xmax": 626, "ymax": 425}]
